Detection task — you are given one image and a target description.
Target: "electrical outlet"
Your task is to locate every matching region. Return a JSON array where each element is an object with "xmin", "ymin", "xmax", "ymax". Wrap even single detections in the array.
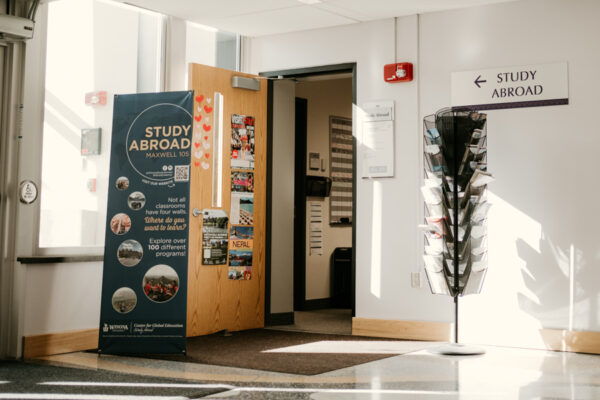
[{"xmin": 411, "ymin": 272, "xmax": 421, "ymax": 288}]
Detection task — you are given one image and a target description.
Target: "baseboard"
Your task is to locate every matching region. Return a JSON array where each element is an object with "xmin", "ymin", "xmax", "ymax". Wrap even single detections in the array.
[
  {"xmin": 265, "ymin": 312, "xmax": 294, "ymax": 326},
  {"xmin": 23, "ymin": 329, "xmax": 98, "ymax": 358},
  {"xmin": 352, "ymin": 317, "xmax": 600, "ymax": 355},
  {"xmin": 300, "ymin": 298, "xmax": 332, "ymax": 311},
  {"xmin": 352, "ymin": 317, "xmax": 452, "ymax": 341},
  {"xmin": 534, "ymin": 329, "xmax": 600, "ymax": 354}
]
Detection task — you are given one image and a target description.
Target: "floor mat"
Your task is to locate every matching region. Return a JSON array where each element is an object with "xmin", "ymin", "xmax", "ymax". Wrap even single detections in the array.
[{"xmin": 138, "ymin": 329, "xmax": 429, "ymax": 375}]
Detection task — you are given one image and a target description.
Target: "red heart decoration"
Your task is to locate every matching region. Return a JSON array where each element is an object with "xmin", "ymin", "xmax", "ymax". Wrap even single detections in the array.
[
  {"xmin": 204, "ymin": 136, "xmax": 208, "ymax": 141},
  {"xmin": 194, "ymin": 115, "xmax": 202, "ymax": 122},
  {"xmin": 204, "ymin": 105, "xmax": 213, "ymax": 113},
  {"xmin": 194, "ymin": 161, "xmax": 200, "ymax": 167},
  {"xmin": 203, "ymin": 124, "xmax": 211, "ymax": 132},
  {"xmin": 205, "ymin": 153, "xmax": 210, "ymax": 159},
  {"xmin": 194, "ymin": 142, "xmax": 200, "ymax": 148},
  {"xmin": 195, "ymin": 95, "xmax": 204, "ymax": 103}
]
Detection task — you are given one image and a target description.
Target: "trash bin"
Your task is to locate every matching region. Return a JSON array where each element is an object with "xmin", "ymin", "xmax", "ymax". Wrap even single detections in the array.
[{"xmin": 331, "ymin": 247, "xmax": 352, "ymax": 308}]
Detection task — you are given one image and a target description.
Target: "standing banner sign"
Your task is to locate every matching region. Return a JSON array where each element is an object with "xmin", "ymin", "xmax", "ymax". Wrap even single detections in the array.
[{"xmin": 99, "ymin": 91, "xmax": 193, "ymax": 354}]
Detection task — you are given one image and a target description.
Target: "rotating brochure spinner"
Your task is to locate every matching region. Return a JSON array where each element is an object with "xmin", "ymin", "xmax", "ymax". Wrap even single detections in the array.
[{"xmin": 421, "ymin": 108, "xmax": 494, "ymax": 297}]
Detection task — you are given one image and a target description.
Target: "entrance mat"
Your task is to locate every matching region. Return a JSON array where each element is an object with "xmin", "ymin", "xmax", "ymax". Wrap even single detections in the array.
[
  {"xmin": 143, "ymin": 329, "xmax": 430, "ymax": 375},
  {"xmin": 0, "ymin": 360, "xmax": 229, "ymax": 397}
]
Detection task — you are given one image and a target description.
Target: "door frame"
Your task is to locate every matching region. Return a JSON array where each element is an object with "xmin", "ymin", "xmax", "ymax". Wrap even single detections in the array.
[
  {"xmin": 0, "ymin": 40, "xmax": 27, "ymax": 358},
  {"xmin": 293, "ymin": 96, "xmax": 307, "ymax": 311},
  {"xmin": 261, "ymin": 63, "xmax": 357, "ymax": 321}
]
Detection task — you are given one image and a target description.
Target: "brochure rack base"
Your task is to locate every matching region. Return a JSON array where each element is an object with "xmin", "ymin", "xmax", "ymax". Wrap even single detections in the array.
[{"xmin": 428, "ymin": 343, "xmax": 486, "ymax": 356}]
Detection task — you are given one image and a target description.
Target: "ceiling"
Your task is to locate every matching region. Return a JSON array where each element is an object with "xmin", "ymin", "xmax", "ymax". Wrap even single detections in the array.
[{"xmin": 118, "ymin": 0, "xmax": 521, "ymax": 37}]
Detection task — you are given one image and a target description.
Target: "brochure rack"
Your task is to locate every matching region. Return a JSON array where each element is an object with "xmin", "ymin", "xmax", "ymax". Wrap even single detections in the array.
[{"xmin": 421, "ymin": 108, "xmax": 493, "ymax": 350}]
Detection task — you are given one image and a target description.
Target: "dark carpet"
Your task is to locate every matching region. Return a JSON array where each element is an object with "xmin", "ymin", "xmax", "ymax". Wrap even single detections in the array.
[
  {"xmin": 142, "ymin": 329, "xmax": 410, "ymax": 375},
  {"xmin": 0, "ymin": 360, "xmax": 229, "ymax": 398}
]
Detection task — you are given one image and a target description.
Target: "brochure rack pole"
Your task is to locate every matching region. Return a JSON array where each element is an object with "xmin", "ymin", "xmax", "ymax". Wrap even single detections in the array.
[{"xmin": 453, "ymin": 117, "xmax": 459, "ymax": 345}]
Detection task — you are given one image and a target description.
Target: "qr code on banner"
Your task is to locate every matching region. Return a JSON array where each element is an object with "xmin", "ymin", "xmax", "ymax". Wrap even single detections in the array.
[{"xmin": 174, "ymin": 165, "xmax": 189, "ymax": 182}]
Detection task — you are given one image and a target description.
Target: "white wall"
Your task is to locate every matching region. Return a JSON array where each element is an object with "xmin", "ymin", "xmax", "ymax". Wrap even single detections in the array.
[
  {"xmin": 296, "ymin": 78, "xmax": 353, "ymax": 301},
  {"xmin": 186, "ymin": 24, "xmax": 217, "ymax": 67},
  {"xmin": 250, "ymin": 0, "xmax": 600, "ymax": 335},
  {"xmin": 250, "ymin": 16, "xmax": 454, "ymax": 322},
  {"xmin": 165, "ymin": 17, "xmax": 187, "ymax": 91},
  {"xmin": 23, "ymin": 262, "xmax": 103, "ymax": 335},
  {"xmin": 166, "ymin": 21, "xmax": 219, "ymax": 91},
  {"xmin": 418, "ymin": 0, "xmax": 600, "ymax": 338}
]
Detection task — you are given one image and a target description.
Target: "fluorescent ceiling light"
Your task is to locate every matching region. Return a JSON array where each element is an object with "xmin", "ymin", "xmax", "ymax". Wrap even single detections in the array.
[
  {"xmin": 298, "ymin": 0, "xmax": 322, "ymax": 4},
  {"xmin": 100, "ymin": 0, "xmax": 163, "ymax": 17},
  {"xmin": 187, "ymin": 21, "xmax": 218, "ymax": 33}
]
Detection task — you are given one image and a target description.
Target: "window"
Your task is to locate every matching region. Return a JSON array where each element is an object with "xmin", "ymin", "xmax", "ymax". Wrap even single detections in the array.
[
  {"xmin": 186, "ymin": 22, "xmax": 240, "ymax": 71},
  {"xmin": 38, "ymin": 0, "xmax": 242, "ymax": 252},
  {"xmin": 38, "ymin": 0, "xmax": 165, "ymax": 250}
]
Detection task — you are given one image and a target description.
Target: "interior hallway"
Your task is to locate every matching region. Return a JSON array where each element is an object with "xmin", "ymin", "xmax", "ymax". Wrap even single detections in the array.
[
  {"xmin": 4, "ymin": 310, "xmax": 599, "ymax": 398},
  {"xmin": 268, "ymin": 309, "xmax": 353, "ymax": 335}
]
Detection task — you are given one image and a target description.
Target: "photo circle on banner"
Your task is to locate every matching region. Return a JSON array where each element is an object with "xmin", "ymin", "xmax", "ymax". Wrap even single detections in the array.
[
  {"xmin": 116, "ymin": 176, "xmax": 129, "ymax": 190},
  {"xmin": 127, "ymin": 191, "xmax": 146, "ymax": 210},
  {"xmin": 111, "ymin": 287, "xmax": 137, "ymax": 314},
  {"xmin": 110, "ymin": 213, "xmax": 131, "ymax": 235},
  {"xmin": 117, "ymin": 239, "xmax": 143, "ymax": 267},
  {"xmin": 142, "ymin": 264, "xmax": 180, "ymax": 303}
]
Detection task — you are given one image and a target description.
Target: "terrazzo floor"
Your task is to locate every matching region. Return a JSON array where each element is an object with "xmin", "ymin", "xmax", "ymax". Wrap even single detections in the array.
[
  {"xmin": 17, "ymin": 344, "xmax": 600, "ymax": 399},
  {"xmin": 4, "ymin": 310, "xmax": 600, "ymax": 399}
]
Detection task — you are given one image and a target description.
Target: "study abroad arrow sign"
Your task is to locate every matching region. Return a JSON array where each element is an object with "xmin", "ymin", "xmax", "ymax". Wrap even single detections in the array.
[
  {"xmin": 451, "ymin": 62, "xmax": 568, "ymax": 111},
  {"xmin": 474, "ymin": 75, "xmax": 486, "ymax": 88}
]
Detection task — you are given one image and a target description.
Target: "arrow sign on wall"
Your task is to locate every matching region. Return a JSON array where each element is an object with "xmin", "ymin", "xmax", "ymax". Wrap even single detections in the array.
[
  {"xmin": 474, "ymin": 75, "xmax": 487, "ymax": 88},
  {"xmin": 452, "ymin": 62, "xmax": 568, "ymax": 110}
]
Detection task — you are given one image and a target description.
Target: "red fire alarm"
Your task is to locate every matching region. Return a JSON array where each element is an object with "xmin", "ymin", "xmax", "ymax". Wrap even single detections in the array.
[
  {"xmin": 384, "ymin": 63, "xmax": 413, "ymax": 83},
  {"xmin": 85, "ymin": 91, "xmax": 107, "ymax": 106}
]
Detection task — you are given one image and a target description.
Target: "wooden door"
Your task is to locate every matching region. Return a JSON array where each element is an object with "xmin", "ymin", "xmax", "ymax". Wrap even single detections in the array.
[{"xmin": 187, "ymin": 64, "xmax": 267, "ymax": 336}]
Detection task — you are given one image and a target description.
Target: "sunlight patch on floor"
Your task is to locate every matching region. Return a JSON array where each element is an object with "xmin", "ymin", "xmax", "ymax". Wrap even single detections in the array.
[{"xmin": 262, "ymin": 340, "xmax": 431, "ymax": 354}]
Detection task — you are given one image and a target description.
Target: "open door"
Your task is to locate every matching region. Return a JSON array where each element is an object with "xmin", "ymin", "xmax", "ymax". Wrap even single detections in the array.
[{"xmin": 187, "ymin": 64, "xmax": 267, "ymax": 336}]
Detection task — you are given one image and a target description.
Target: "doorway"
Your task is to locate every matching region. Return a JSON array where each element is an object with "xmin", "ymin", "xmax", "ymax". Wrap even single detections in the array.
[{"xmin": 264, "ymin": 64, "xmax": 356, "ymax": 335}]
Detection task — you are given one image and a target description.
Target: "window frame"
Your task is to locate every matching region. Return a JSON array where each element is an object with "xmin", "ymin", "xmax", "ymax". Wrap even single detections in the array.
[
  {"xmin": 26, "ymin": 0, "xmax": 243, "ymax": 258},
  {"xmin": 30, "ymin": 0, "xmax": 168, "ymax": 257}
]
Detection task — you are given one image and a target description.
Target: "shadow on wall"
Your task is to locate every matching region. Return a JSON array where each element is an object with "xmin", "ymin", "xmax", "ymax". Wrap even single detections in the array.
[
  {"xmin": 478, "ymin": 102, "xmax": 600, "ymax": 344},
  {"xmin": 40, "ymin": 89, "xmax": 103, "ymax": 248},
  {"xmin": 461, "ymin": 183, "xmax": 599, "ymax": 349},
  {"xmin": 517, "ymin": 232, "xmax": 597, "ymax": 333}
]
